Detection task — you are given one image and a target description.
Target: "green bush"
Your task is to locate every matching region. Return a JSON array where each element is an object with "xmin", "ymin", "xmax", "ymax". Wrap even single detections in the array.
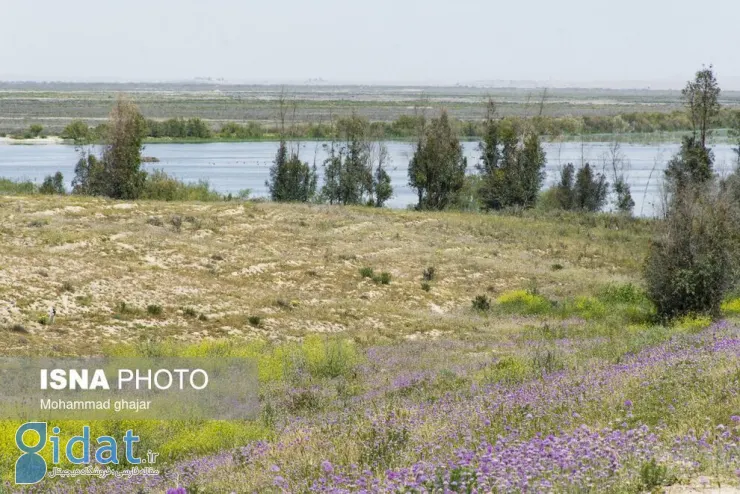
[
  {"xmin": 373, "ymin": 272, "xmax": 392, "ymax": 285},
  {"xmin": 142, "ymin": 170, "xmax": 222, "ymax": 201},
  {"xmin": 359, "ymin": 267, "xmax": 374, "ymax": 278},
  {"xmin": 645, "ymin": 186, "xmax": 738, "ymax": 320},
  {"xmin": 146, "ymin": 304, "xmax": 164, "ymax": 316},
  {"xmin": 472, "ymin": 294, "xmax": 491, "ymax": 312}
]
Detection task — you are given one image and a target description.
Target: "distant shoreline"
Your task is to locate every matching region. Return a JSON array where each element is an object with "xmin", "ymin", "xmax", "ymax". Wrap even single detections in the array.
[{"xmin": 1, "ymin": 131, "xmax": 736, "ymax": 146}]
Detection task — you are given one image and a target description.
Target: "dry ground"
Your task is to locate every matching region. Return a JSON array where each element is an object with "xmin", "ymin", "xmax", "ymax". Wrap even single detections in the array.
[{"xmin": 0, "ymin": 196, "xmax": 651, "ymax": 355}]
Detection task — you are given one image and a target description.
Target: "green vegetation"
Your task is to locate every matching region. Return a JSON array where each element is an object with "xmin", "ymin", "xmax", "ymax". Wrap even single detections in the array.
[
  {"xmin": 645, "ymin": 66, "xmax": 740, "ymax": 321},
  {"xmin": 409, "ymin": 110, "xmax": 467, "ymax": 210},
  {"xmin": 322, "ymin": 114, "xmax": 393, "ymax": 207},
  {"xmin": 476, "ymin": 100, "xmax": 546, "ymax": 209}
]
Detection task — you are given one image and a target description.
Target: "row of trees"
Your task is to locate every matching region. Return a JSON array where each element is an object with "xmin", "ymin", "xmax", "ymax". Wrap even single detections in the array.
[{"xmin": 55, "ymin": 106, "xmax": 740, "ymax": 145}]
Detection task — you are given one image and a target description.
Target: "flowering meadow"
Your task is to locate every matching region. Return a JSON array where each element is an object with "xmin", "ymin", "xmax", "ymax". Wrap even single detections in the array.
[{"xmin": 1, "ymin": 199, "xmax": 739, "ymax": 493}]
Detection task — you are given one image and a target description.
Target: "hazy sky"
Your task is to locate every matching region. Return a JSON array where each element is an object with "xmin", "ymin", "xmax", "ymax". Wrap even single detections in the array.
[{"xmin": 2, "ymin": 0, "xmax": 739, "ymax": 88}]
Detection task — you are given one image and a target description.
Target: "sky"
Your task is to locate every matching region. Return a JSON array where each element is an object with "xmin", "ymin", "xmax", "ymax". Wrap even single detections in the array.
[{"xmin": 1, "ymin": 0, "xmax": 739, "ymax": 88}]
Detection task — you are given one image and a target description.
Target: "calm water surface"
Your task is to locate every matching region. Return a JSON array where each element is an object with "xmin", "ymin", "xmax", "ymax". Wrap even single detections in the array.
[{"xmin": 1, "ymin": 141, "xmax": 738, "ymax": 216}]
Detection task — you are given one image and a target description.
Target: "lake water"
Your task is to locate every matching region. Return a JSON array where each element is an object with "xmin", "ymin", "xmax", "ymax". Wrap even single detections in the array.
[{"xmin": 1, "ymin": 141, "xmax": 738, "ymax": 216}]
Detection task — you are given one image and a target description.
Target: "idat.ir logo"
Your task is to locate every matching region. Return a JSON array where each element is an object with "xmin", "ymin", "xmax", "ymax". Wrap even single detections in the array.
[{"xmin": 15, "ymin": 422, "xmax": 145, "ymax": 484}]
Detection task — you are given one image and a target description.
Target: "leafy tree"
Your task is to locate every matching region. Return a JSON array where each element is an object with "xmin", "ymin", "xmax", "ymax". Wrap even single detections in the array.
[
  {"xmin": 371, "ymin": 144, "xmax": 393, "ymax": 207},
  {"xmin": 72, "ymin": 98, "xmax": 148, "ymax": 199},
  {"xmin": 605, "ymin": 141, "xmax": 634, "ymax": 214},
  {"xmin": 61, "ymin": 121, "xmax": 91, "ymax": 144},
  {"xmin": 476, "ymin": 100, "xmax": 546, "ymax": 209},
  {"xmin": 267, "ymin": 140, "xmax": 318, "ymax": 202},
  {"xmin": 39, "ymin": 172, "xmax": 65, "ymax": 195},
  {"xmin": 665, "ymin": 136, "xmax": 714, "ymax": 192},
  {"xmin": 72, "ymin": 151, "xmax": 105, "ymax": 195},
  {"xmin": 551, "ymin": 163, "xmax": 608, "ymax": 212},
  {"xmin": 574, "ymin": 164, "xmax": 608, "ymax": 212},
  {"xmin": 665, "ymin": 66, "xmax": 719, "ymax": 193},
  {"xmin": 322, "ymin": 114, "xmax": 392, "ymax": 206},
  {"xmin": 683, "ymin": 65, "xmax": 720, "ymax": 149},
  {"xmin": 553, "ymin": 163, "xmax": 576, "ymax": 210},
  {"xmin": 408, "ymin": 110, "xmax": 467, "ymax": 210}
]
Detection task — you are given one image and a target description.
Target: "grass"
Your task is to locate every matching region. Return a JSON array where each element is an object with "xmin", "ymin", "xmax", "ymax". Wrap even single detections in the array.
[{"xmin": 2, "ymin": 196, "xmax": 737, "ymax": 491}]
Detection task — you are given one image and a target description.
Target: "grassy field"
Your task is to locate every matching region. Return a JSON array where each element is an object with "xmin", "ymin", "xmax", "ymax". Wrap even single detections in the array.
[{"xmin": 1, "ymin": 196, "xmax": 739, "ymax": 492}]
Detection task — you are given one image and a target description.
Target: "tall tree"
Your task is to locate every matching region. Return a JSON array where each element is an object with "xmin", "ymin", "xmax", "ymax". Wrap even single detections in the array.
[
  {"xmin": 665, "ymin": 66, "xmax": 720, "ymax": 193},
  {"xmin": 267, "ymin": 140, "xmax": 317, "ymax": 202},
  {"xmin": 73, "ymin": 98, "xmax": 147, "ymax": 199},
  {"xmin": 476, "ymin": 99, "xmax": 546, "ymax": 210},
  {"xmin": 322, "ymin": 114, "xmax": 392, "ymax": 206},
  {"xmin": 408, "ymin": 110, "xmax": 467, "ymax": 210},
  {"xmin": 683, "ymin": 65, "xmax": 720, "ymax": 149}
]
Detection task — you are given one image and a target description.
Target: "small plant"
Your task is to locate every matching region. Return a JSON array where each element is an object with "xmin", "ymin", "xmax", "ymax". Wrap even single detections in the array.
[
  {"xmin": 639, "ymin": 458, "xmax": 669, "ymax": 491},
  {"xmin": 248, "ymin": 316, "xmax": 262, "ymax": 327},
  {"xmin": 198, "ymin": 313, "xmax": 208, "ymax": 321},
  {"xmin": 359, "ymin": 267, "xmax": 374, "ymax": 278},
  {"xmin": 472, "ymin": 294, "xmax": 491, "ymax": 312},
  {"xmin": 182, "ymin": 307, "xmax": 198, "ymax": 318},
  {"xmin": 423, "ymin": 266, "xmax": 436, "ymax": 281},
  {"xmin": 60, "ymin": 281, "xmax": 74, "ymax": 293},
  {"xmin": 28, "ymin": 219, "xmax": 48, "ymax": 228},
  {"xmin": 211, "ymin": 254, "xmax": 224, "ymax": 261},
  {"xmin": 37, "ymin": 316, "xmax": 48, "ymax": 326},
  {"xmin": 147, "ymin": 304, "xmax": 164, "ymax": 316},
  {"xmin": 373, "ymin": 272, "xmax": 392, "ymax": 285},
  {"xmin": 550, "ymin": 263, "xmax": 564, "ymax": 271},
  {"xmin": 169, "ymin": 215, "xmax": 183, "ymax": 232},
  {"xmin": 421, "ymin": 282, "xmax": 431, "ymax": 292},
  {"xmin": 9, "ymin": 324, "xmax": 28, "ymax": 334}
]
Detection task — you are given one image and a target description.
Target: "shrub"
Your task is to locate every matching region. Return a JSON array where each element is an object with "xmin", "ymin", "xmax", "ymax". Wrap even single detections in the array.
[
  {"xmin": 496, "ymin": 290, "xmax": 550, "ymax": 315},
  {"xmin": 421, "ymin": 282, "xmax": 431, "ymax": 292},
  {"xmin": 182, "ymin": 307, "xmax": 198, "ymax": 318},
  {"xmin": 147, "ymin": 304, "xmax": 164, "ymax": 316},
  {"xmin": 644, "ymin": 186, "xmax": 738, "ymax": 320},
  {"xmin": 550, "ymin": 263, "xmax": 564, "ymax": 271},
  {"xmin": 9, "ymin": 324, "xmax": 28, "ymax": 334},
  {"xmin": 422, "ymin": 266, "xmax": 436, "ymax": 281},
  {"xmin": 472, "ymin": 294, "xmax": 491, "ymax": 312},
  {"xmin": 374, "ymin": 272, "xmax": 392, "ymax": 285},
  {"xmin": 60, "ymin": 281, "xmax": 74, "ymax": 293},
  {"xmin": 248, "ymin": 316, "xmax": 262, "ymax": 327},
  {"xmin": 169, "ymin": 215, "xmax": 183, "ymax": 232},
  {"xmin": 142, "ymin": 170, "xmax": 222, "ymax": 201},
  {"xmin": 198, "ymin": 313, "xmax": 208, "ymax": 322},
  {"xmin": 639, "ymin": 459, "xmax": 670, "ymax": 491},
  {"xmin": 359, "ymin": 267, "xmax": 374, "ymax": 279}
]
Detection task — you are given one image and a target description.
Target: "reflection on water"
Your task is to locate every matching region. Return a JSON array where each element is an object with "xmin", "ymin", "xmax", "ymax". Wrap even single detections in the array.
[{"xmin": 1, "ymin": 141, "xmax": 738, "ymax": 216}]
